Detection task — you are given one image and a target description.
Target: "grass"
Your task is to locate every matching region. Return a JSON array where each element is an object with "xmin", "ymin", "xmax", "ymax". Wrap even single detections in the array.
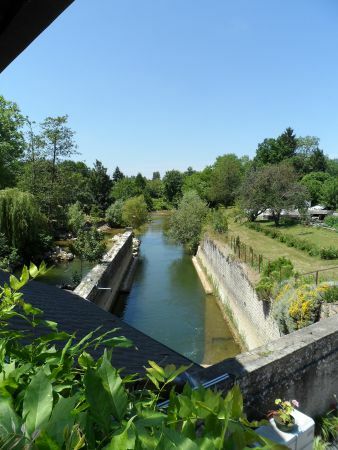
[
  {"xmin": 259, "ymin": 221, "xmax": 338, "ymax": 249},
  {"xmin": 210, "ymin": 218, "xmax": 338, "ymax": 281}
]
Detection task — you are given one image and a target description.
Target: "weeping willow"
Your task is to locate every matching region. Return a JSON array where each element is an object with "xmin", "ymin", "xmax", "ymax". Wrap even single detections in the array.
[{"xmin": 0, "ymin": 188, "xmax": 46, "ymax": 255}]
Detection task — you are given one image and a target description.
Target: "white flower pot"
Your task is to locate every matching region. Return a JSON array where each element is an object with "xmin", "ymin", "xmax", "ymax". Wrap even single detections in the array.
[{"xmin": 256, "ymin": 409, "xmax": 315, "ymax": 450}]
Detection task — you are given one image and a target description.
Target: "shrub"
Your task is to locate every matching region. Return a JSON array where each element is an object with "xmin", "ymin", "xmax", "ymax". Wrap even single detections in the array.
[
  {"xmin": 320, "ymin": 246, "xmax": 338, "ymax": 260},
  {"xmin": 105, "ymin": 200, "xmax": 125, "ymax": 227},
  {"xmin": 256, "ymin": 258, "xmax": 295, "ymax": 302},
  {"xmin": 122, "ymin": 195, "xmax": 148, "ymax": 229},
  {"xmin": 210, "ymin": 207, "xmax": 228, "ymax": 233},
  {"xmin": 152, "ymin": 197, "xmax": 170, "ymax": 211},
  {"xmin": 256, "ymin": 276, "xmax": 274, "ymax": 301},
  {"xmin": 324, "ymin": 215, "xmax": 338, "ymax": 231},
  {"xmin": 320, "ymin": 285, "xmax": 338, "ymax": 303}
]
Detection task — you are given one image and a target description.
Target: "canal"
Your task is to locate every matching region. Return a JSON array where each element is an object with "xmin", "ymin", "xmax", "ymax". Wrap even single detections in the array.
[{"xmin": 112, "ymin": 214, "xmax": 240, "ymax": 365}]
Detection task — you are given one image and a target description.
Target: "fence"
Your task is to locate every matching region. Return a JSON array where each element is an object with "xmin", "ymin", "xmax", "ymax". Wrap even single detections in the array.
[
  {"xmin": 229, "ymin": 234, "xmax": 338, "ymax": 284},
  {"xmin": 229, "ymin": 235, "xmax": 265, "ymax": 273},
  {"xmin": 294, "ymin": 266, "xmax": 338, "ymax": 286}
]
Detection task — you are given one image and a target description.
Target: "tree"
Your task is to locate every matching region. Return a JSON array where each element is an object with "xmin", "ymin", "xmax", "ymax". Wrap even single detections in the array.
[
  {"xmin": 71, "ymin": 228, "xmax": 106, "ymax": 277},
  {"xmin": 163, "ymin": 170, "xmax": 184, "ymax": 204},
  {"xmin": 152, "ymin": 171, "xmax": 161, "ymax": 180},
  {"xmin": 254, "ymin": 127, "xmax": 297, "ymax": 166},
  {"xmin": 67, "ymin": 202, "xmax": 85, "ymax": 235},
  {"xmin": 208, "ymin": 154, "xmax": 243, "ymax": 206},
  {"xmin": 0, "ymin": 188, "xmax": 47, "ymax": 258},
  {"xmin": 111, "ymin": 177, "xmax": 140, "ymax": 201},
  {"xmin": 122, "ymin": 195, "xmax": 148, "ymax": 229},
  {"xmin": 135, "ymin": 172, "xmax": 147, "ymax": 191},
  {"xmin": 112, "ymin": 166, "xmax": 124, "ymax": 183},
  {"xmin": 169, "ymin": 191, "xmax": 208, "ymax": 253},
  {"xmin": 105, "ymin": 200, "xmax": 125, "ymax": 227},
  {"xmin": 292, "ymin": 136, "xmax": 327, "ymax": 174},
  {"xmin": 320, "ymin": 178, "xmax": 338, "ymax": 209},
  {"xmin": 300, "ymin": 172, "xmax": 331, "ymax": 206},
  {"xmin": 89, "ymin": 160, "xmax": 112, "ymax": 212},
  {"xmin": 0, "ymin": 95, "xmax": 25, "ymax": 188},
  {"xmin": 182, "ymin": 167, "xmax": 212, "ymax": 202},
  {"xmin": 184, "ymin": 166, "xmax": 195, "ymax": 176},
  {"xmin": 40, "ymin": 115, "xmax": 77, "ymax": 183},
  {"xmin": 261, "ymin": 163, "xmax": 308, "ymax": 226},
  {"xmin": 239, "ymin": 168, "xmax": 270, "ymax": 221}
]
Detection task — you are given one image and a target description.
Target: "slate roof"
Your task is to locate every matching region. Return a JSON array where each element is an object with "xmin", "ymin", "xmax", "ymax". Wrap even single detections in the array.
[{"xmin": 0, "ymin": 272, "xmax": 196, "ymax": 375}]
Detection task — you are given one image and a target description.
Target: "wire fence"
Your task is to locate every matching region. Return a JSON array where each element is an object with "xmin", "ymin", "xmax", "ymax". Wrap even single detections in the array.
[{"xmin": 229, "ymin": 234, "xmax": 338, "ymax": 284}]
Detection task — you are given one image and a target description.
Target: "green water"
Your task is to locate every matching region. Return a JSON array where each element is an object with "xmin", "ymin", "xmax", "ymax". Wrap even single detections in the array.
[
  {"xmin": 41, "ymin": 229, "xmax": 123, "ymax": 287},
  {"xmin": 113, "ymin": 215, "xmax": 240, "ymax": 365}
]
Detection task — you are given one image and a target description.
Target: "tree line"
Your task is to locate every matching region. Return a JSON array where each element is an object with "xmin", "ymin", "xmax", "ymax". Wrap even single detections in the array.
[{"xmin": 0, "ymin": 94, "xmax": 337, "ymax": 265}]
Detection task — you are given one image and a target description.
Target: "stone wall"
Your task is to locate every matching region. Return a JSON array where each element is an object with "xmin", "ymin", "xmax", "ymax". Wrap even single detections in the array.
[
  {"xmin": 193, "ymin": 314, "xmax": 338, "ymax": 418},
  {"xmin": 74, "ymin": 231, "xmax": 133, "ymax": 311},
  {"xmin": 197, "ymin": 236, "xmax": 281, "ymax": 349}
]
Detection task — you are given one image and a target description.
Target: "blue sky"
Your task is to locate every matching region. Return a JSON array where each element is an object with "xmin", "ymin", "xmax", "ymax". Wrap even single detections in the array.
[{"xmin": 1, "ymin": 0, "xmax": 338, "ymax": 177}]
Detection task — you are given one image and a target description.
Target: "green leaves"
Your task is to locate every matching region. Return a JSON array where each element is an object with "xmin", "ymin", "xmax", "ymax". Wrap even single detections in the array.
[
  {"xmin": 84, "ymin": 351, "xmax": 128, "ymax": 431},
  {"xmin": 22, "ymin": 369, "xmax": 53, "ymax": 436}
]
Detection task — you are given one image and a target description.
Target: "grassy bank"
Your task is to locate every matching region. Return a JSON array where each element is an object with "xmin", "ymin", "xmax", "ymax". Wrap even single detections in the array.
[{"xmin": 212, "ymin": 218, "xmax": 337, "ymax": 281}]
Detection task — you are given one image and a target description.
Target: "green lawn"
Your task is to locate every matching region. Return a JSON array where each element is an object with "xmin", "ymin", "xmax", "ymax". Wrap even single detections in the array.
[
  {"xmin": 259, "ymin": 221, "xmax": 338, "ymax": 248},
  {"xmin": 214, "ymin": 219, "xmax": 338, "ymax": 281}
]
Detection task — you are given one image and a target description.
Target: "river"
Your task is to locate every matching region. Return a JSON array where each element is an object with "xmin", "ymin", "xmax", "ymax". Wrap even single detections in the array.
[{"xmin": 112, "ymin": 214, "xmax": 240, "ymax": 365}]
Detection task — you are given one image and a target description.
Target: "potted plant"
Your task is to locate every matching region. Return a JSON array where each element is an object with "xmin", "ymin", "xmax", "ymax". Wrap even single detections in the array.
[{"xmin": 268, "ymin": 398, "xmax": 299, "ymax": 432}]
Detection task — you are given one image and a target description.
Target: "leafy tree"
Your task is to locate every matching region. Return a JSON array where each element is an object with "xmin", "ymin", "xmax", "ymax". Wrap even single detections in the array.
[
  {"xmin": 260, "ymin": 163, "xmax": 308, "ymax": 226},
  {"xmin": 111, "ymin": 177, "xmax": 140, "ymax": 201},
  {"xmin": 320, "ymin": 177, "xmax": 338, "ymax": 209},
  {"xmin": 210, "ymin": 207, "xmax": 228, "ymax": 233},
  {"xmin": 0, "ymin": 95, "xmax": 25, "ymax": 188},
  {"xmin": 105, "ymin": 200, "xmax": 125, "ymax": 227},
  {"xmin": 293, "ymin": 136, "xmax": 327, "ymax": 174},
  {"xmin": 146, "ymin": 178, "xmax": 164, "ymax": 199},
  {"xmin": 254, "ymin": 127, "xmax": 297, "ymax": 166},
  {"xmin": 39, "ymin": 115, "xmax": 77, "ymax": 183},
  {"xmin": 163, "ymin": 170, "xmax": 184, "ymax": 204},
  {"xmin": 152, "ymin": 171, "xmax": 161, "ymax": 180},
  {"xmin": 89, "ymin": 160, "xmax": 112, "ymax": 212},
  {"xmin": 122, "ymin": 195, "xmax": 148, "ymax": 229},
  {"xmin": 169, "ymin": 191, "xmax": 208, "ymax": 253},
  {"xmin": 0, "ymin": 188, "xmax": 47, "ymax": 258},
  {"xmin": 239, "ymin": 168, "xmax": 270, "ymax": 221},
  {"xmin": 67, "ymin": 202, "xmax": 85, "ymax": 235},
  {"xmin": 300, "ymin": 172, "xmax": 331, "ymax": 205},
  {"xmin": 182, "ymin": 167, "xmax": 212, "ymax": 202},
  {"xmin": 184, "ymin": 166, "xmax": 196, "ymax": 176},
  {"xmin": 135, "ymin": 172, "xmax": 147, "ymax": 191},
  {"xmin": 112, "ymin": 166, "xmax": 124, "ymax": 183},
  {"xmin": 0, "ymin": 232, "xmax": 20, "ymax": 270},
  {"xmin": 208, "ymin": 154, "xmax": 243, "ymax": 206},
  {"xmin": 71, "ymin": 228, "xmax": 106, "ymax": 276}
]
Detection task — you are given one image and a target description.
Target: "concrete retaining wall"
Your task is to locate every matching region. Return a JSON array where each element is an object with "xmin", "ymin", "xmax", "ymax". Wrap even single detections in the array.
[
  {"xmin": 194, "ymin": 314, "xmax": 338, "ymax": 418},
  {"xmin": 74, "ymin": 231, "xmax": 133, "ymax": 311},
  {"xmin": 197, "ymin": 236, "xmax": 281, "ymax": 349}
]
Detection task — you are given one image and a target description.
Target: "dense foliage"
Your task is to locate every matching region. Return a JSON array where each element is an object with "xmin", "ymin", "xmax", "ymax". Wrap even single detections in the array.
[
  {"xmin": 0, "ymin": 268, "xmax": 283, "ymax": 449},
  {"xmin": 169, "ymin": 191, "xmax": 209, "ymax": 253}
]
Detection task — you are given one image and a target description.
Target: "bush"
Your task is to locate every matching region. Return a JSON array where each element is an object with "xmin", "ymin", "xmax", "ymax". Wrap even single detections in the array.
[
  {"xmin": 210, "ymin": 207, "xmax": 228, "ymax": 233},
  {"xmin": 245, "ymin": 222, "xmax": 321, "ymax": 257},
  {"xmin": 122, "ymin": 195, "xmax": 148, "ymax": 229},
  {"xmin": 320, "ymin": 246, "xmax": 338, "ymax": 260},
  {"xmin": 0, "ymin": 268, "xmax": 274, "ymax": 449},
  {"xmin": 320, "ymin": 285, "xmax": 338, "ymax": 303},
  {"xmin": 324, "ymin": 215, "xmax": 338, "ymax": 231},
  {"xmin": 256, "ymin": 258, "xmax": 295, "ymax": 302},
  {"xmin": 152, "ymin": 197, "xmax": 170, "ymax": 211},
  {"xmin": 255, "ymin": 276, "xmax": 274, "ymax": 301},
  {"xmin": 105, "ymin": 200, "xmax": 125, "ymax": 227}
]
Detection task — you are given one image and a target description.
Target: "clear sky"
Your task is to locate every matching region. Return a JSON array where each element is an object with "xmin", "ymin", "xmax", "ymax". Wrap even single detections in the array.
[{"xmin": 1, "ymin": 0, "xmax": 338, "ymax": 177}]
